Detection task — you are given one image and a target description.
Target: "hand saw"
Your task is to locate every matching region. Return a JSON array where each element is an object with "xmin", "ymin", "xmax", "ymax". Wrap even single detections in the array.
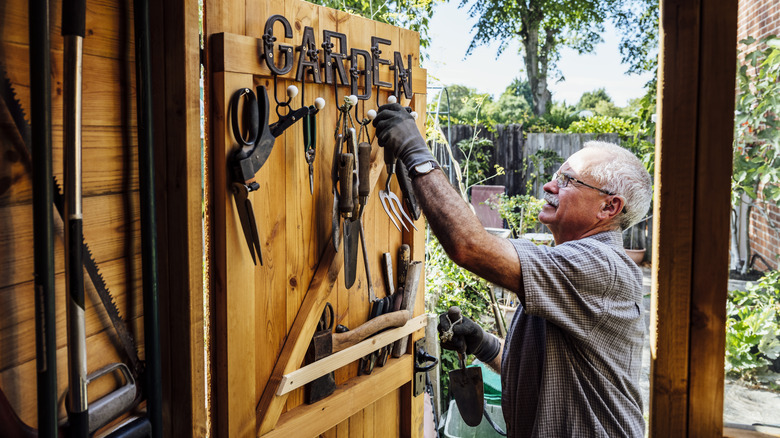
[{"xmin": 0, "ymin": 64, "xmax": 143, "ymax": 379}]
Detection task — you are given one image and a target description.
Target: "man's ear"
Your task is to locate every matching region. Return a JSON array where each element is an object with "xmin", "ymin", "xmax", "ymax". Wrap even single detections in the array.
[{"xmin": 598, "ymin": 196, "xmax": 625, "ymax": 221}]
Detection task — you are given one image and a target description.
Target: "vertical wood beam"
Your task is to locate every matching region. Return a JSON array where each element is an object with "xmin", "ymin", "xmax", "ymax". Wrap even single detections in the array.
[
  {"xmin": 150, "ymin": 0, "xmax": 207, "ymax": 435},
  {"xmin": 652, "ymin": 0, "xmax": 737, "ymax": 436},
  {"xmin": 688, "ymin": 1, "xmax": 737, "ymax": 436}
]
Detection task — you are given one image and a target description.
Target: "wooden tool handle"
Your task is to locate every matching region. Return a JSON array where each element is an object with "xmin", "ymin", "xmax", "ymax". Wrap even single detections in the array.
[
  {"xmin": 397, "ymin": 244, "xmax": 410, "ymax": 287},
  {"xmin": 339, "ymin": 153, "xmax": 354, "ymax": 215},
  {"xmin": 332, "ymin": 310, "xmax": 409, "ymax": 353},
  {"xmin": 392, "ymin": 261, "xmax": 423, "ymax": 357}
]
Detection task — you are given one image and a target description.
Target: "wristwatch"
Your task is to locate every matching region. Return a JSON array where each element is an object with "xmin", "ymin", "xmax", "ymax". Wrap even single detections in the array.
[{"xmin": 410, "ymin": 160, "xmax": 440, "ymax": 178}]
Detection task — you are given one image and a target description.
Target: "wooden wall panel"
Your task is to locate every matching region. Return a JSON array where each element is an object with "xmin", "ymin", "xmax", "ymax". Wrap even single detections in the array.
[{"xmin": 0, "ymin": 0, "xmax": 148, "ymax": 431}]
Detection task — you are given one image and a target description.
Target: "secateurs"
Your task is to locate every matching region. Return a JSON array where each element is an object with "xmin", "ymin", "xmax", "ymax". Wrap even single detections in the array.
[{"xmin": 230, "ymin": 84, "xmax": 324, "ymax": 265}]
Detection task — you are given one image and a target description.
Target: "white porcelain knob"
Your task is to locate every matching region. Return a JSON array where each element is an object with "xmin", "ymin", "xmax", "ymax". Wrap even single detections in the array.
[
  {"xmin": 314, "ymin": 97, "xmax": 326, "ymax": 110},
  {"xmin": 387, "ymin": 95, "xmax": 397, "ymax": 104},
  {"xmin": 367, "ymin": 109, "xmax": 377, "ymax": 120},
  {"xmin": 286, "ymin": 85, "xmax": 299, "ymax": 99},
  {"xmin": 410, "ymin": 111, "xmax": 418, "ymax": 120},
  {"xmin": 347, "ymin": 95, "xmax": 358, "ymax": 106}
]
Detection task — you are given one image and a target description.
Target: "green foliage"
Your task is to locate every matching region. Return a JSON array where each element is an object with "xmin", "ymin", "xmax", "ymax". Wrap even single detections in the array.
[
  {"xmin": 461, "ymin": 0, "xmax": 615, "ymax": 115},
  {"xmin": 611, "ymin": 0, "xmax": 659, "ymax": 75},
  {"xmin": 525, "ymin": 148, "xmax": 563, "ymax": 190},
  {"xmin": 484, "ymin": 194, "xmax": 545, "ymax": 237},
  {"xmin": 733, "ymin": 36, "xmax": 780, "ymax": 206},
  {"xmin": 566, "ymin": 115, "xmax": 635, "ymax": 136},
  {"xmin": 523, "ymin": 102, "xmax": 581, "ymax": 133},
  {"xmin": 456, "ymin": 137, "xmax": 505, "ymax": 190},
  {"xmin": 576, "ymin": 88, "xmax": 613, "ymax": 110},
  {"xmin": 725, "ymin": 270, "xmax": 780, "ymax": 380},
  {"xmin": 484, "ymin": 92, "xmax": 532, "ymax": 125},
  {"xmin": 433, "ymin": 84, "xmax": 495, "ymax": 126},
  {"xmin": 425, "ymin": 232, "xmax": 493, "ymax": 398},
  {"xmin": 309, "ymin": 0, "xmax": 441, "ymax": 50}
]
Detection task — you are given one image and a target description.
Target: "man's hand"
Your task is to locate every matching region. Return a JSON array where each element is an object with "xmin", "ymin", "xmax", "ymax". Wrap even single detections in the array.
[
  {"xmin": 372, "ymin": 103, "xmax": 435, "ymax": 173},
  {"xmin": 437, "ymin": 306, "xmax": 501, "ymax": 363}
]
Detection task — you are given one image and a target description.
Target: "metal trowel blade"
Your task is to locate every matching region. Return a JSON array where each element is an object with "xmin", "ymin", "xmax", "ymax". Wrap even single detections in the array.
[
  {"xmin": 449, "ymin": 365, "xmax": 484, "ymax": 427},
  {"xmin": 343, "ymin": 218, "xmax": 360, "ymax": 288}
]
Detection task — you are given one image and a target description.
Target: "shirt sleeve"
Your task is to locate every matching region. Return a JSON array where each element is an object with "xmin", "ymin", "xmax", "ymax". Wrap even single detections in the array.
[{"xmin": 510, "ymin": 237, "xmax": 616, "ymax": 339}]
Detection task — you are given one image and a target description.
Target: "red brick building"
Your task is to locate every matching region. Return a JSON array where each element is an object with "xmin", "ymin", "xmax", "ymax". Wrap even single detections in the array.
[{"xmin": 737, "ymin": 0, "xmax": 779, "ymax": 271}]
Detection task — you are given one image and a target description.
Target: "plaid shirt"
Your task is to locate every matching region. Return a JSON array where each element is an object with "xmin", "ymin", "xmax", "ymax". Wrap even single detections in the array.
[{"xmin": 501, "ymin": 231, "xmax": 645, "ymax": 437}]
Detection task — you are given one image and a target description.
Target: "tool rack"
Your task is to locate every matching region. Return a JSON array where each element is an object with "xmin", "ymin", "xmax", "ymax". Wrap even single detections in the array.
[{"xmin": 210, "ymin": 1, "xmax": 428, "ymax": 436}]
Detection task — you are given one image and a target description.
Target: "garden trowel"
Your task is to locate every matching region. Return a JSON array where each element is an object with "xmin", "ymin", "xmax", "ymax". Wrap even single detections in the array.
[{"xmin": 447, "ymin": 307, "xmax": 485, "ymax": 427}]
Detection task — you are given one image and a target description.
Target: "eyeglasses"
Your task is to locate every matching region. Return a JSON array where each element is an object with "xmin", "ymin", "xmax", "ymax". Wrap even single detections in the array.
[{"xmin": 553, "ymin": 171, "xmax": 616, "ymax": 196}]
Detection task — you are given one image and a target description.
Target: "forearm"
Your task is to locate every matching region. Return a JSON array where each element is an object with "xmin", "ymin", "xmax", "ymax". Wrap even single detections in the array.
[
  {"xmin": 412, "ymin": 170, "xmax": 524, "ymax": 296},
  {"xmin": 412, "ymin": 170, "xmax": 484, "ymax": 260}
]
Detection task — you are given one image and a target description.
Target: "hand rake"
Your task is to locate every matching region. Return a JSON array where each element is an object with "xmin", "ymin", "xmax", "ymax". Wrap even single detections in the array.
[{"xmin": 379, "ymin": 148, "xmax": 418, "ymax": 232}]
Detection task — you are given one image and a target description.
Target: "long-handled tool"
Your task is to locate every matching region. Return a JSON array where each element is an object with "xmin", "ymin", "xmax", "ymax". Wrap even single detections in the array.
[
  {"xmin": 62, "ymin": 0, "xmax": 89, "ymax": 433},
  {"xmin": 27, "ymin": 0, "xmax": 58, "ymax": 435}
]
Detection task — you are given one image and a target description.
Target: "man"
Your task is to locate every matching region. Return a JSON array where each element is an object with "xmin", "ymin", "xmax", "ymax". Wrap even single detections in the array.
[{"xmin": 374, "ymin": 104, "xmax": 652, "ymax": 437}]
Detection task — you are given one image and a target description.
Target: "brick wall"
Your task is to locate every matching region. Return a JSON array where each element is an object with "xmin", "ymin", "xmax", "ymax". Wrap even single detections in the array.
[
  {"xmin": 748, "ymin": 193, "xmax": 780, "ymax": 271},
  {"xmin": 737, "ymin": 0, "xmax": 779, "ymax": 45},
  {"xmin": 738, "ymin": 0, "xmax": 779, "ymax": 271}
]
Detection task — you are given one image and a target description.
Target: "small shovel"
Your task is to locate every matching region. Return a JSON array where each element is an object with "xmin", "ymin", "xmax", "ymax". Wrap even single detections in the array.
[{"xmin": 446, "ymin": 307, "xmax": 485, "ymax": 427}]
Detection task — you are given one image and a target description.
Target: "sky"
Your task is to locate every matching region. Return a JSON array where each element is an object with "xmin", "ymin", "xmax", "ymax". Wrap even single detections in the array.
[{"xmin": 422, "ymin": 1, "xmax": 654, "ymax": 107}]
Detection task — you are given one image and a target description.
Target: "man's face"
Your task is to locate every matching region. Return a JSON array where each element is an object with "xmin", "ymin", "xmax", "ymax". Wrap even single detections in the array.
[{"xmin": 538, "ymin": 148, "xmax": 611, "ymax": 243}]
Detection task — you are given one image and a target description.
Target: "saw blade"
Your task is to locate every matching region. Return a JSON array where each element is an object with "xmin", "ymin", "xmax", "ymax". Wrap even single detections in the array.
[{"xmin": 1, "ymin": 63, "xmax": 143, "ymax": 378}]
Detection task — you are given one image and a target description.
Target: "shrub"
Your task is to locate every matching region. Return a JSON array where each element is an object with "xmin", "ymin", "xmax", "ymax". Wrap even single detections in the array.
[
  {"xmin": 484, "ymin": 193, "xmax": 545, "ymax": 237},
  {"xmin": 725, "ymin": 270, "xmax": 780, "ymax": 381}
]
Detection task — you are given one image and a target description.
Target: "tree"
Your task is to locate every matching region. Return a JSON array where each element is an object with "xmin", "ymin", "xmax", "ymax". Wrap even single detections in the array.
[
  {"xmin": 483, "ymin": 80, "xmax": 532, "ymax": 124},
  {"xmin": 311, "ymin": 0, "xmax": 442, "ymax": 50},
  {"xmin": 460, "ymin": 0, "xmax": 615, "ymax": 116},
  {"xmin": 432, "ymin": 84, "xmax": 494, "ymax": 124},
  {"xmin": 576, "ymin": 88, "xmax": 613, "ymax": 111},
  {"xmin": 612, "ymin": 0, "xmax": 659, "ymax": 76}
]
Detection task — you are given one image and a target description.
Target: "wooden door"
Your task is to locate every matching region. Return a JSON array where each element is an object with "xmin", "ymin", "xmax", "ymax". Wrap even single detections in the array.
[{"xmin": 206, "ymin": 0, "xmax": 429, "ymax": 436}]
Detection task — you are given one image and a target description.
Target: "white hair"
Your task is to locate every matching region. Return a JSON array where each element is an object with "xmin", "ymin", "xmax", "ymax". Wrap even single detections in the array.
[{"xmin": 580, "ymin": 141, "xmax": 652, "ymax": 230}]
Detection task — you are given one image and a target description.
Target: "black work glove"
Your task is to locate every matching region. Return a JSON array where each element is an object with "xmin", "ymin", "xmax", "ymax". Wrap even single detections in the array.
[
  {"xmin": 437, "ymin": 307, "xmax": 501, "ymax": 363},
  {"xmin": 372, "ymin": 103, "xmax": 436, "ymax": 173}
]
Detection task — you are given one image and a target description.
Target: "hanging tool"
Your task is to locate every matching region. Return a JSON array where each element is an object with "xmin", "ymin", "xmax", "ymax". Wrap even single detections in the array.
[
  {"xmin": 377, "ymin": 95, "xmax": 418, "ymax": 232},
  {"xmin": 299, "ymin": 73, "xmax": 325, "ymax": 195},
  {"xmin": 356, "ymin": 141, "xmax": 374, "ymax": 299},
  {"xmin": 342, "ymin": 128, "xmax": 360, "ymax": 288},
  {"xmin": 303, "ymin": 109, "xmax": 317, "ymax": 194},
  {"xmin": 331, "ymin": 94, "xmax": 363, "ymax": 288},
  {"xmin": 230, "ymin": 85, "xmax": 324, "ymax": 265},
  {"xmin": 62, "ymin": 0, "xmax": 89, "ymax": 432},
  {"xmin": 443, "ymin": 307, "xmax": 485, "ymax": 427},
  {"xmin": 353, "ymin": 99, "xmax": 377, "ymax": 297}
]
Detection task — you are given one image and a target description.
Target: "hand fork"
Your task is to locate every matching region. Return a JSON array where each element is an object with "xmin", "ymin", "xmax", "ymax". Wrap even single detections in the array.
[{"xmin": 378, "ymin": 148, "xmax": 418, "ymax": 232}]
